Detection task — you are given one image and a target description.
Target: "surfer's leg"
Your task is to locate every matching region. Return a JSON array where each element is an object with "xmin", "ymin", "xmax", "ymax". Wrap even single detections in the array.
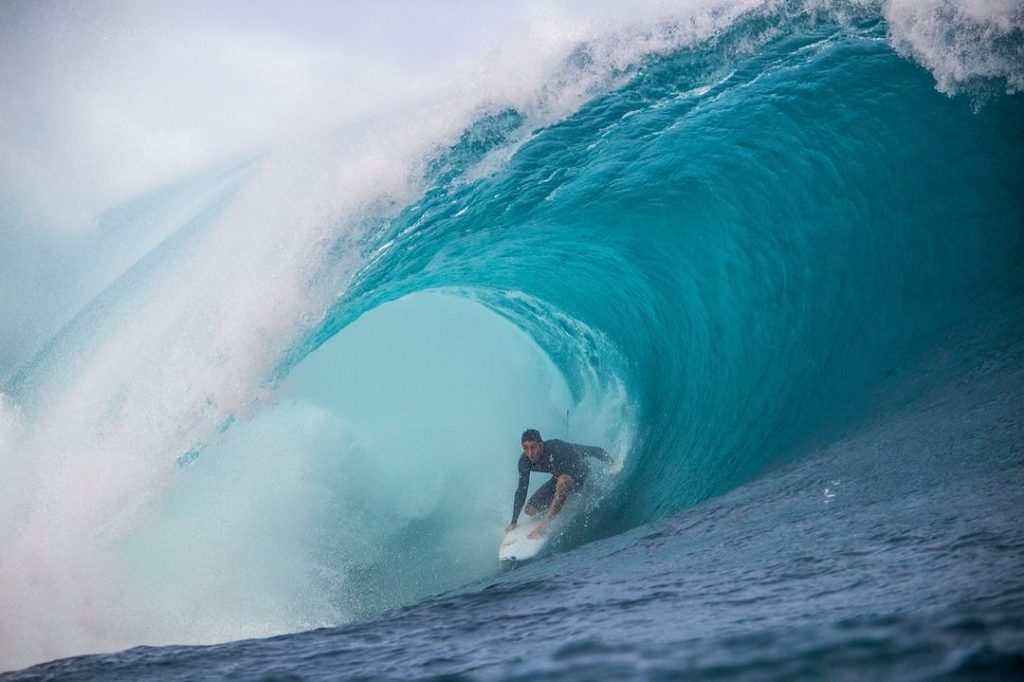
[
  {"xmin": 526, "ymin": 478, "xmax": 557, "ymax": 515},
  {"xmin": 527, "ymin": 475, "xmax": 577, "ymax": 539},
  {"xmin": 547, "ymin": 474, "xmax": 576, "ymax": 519}
]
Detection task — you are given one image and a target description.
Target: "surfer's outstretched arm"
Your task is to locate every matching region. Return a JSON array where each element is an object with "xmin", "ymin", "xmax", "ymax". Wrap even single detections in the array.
[
  {"xmin": 509, "ymin": 467, "xmax": 530, "ymax": 531},
  {"xmin": 576, "ymin": 443, "xmax": 615, "ymax": 465}
]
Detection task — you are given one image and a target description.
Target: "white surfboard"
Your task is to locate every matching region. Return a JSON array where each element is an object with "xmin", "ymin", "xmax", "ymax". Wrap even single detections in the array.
[{"xmin": 499, "ymin": 514, "xmax": 550, "ymax": 564}]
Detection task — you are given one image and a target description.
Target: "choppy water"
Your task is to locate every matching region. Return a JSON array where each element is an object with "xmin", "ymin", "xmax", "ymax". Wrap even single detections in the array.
[{"xmin": 2, "ymin": 1, "xmax": 1022, "ymax": 678}]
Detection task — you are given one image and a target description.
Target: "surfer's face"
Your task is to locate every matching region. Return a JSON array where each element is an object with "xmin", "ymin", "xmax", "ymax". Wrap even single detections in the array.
[{"xmin": 522, "ymin": 439, "xmax": 543, "ymax": 462}]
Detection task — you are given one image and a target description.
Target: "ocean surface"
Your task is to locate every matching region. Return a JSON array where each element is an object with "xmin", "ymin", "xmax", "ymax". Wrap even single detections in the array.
[{"xmin": 1, "ymin": 1, "xmax": 1022, "ymax": 679}]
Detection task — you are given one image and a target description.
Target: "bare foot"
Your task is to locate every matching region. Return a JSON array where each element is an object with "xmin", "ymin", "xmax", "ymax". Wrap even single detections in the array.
[{"xmin": 527, "ymin": 524, "xmax": 548, "ymax": 540}]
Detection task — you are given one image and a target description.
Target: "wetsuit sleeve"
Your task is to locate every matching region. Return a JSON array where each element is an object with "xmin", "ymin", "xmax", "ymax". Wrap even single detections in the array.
[
  {"xmin": 511, "ymin": 457, "xmax": 530, "ymax": 524},
  {"xmin": 578, "ymin": 444, "xmax": 614, "ymax": 464}
]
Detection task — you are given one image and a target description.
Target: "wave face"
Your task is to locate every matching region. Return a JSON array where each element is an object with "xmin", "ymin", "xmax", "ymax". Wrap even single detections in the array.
[{"xmin": 1, "ymin": 0, "xmax": 1022, "ymax": 672}]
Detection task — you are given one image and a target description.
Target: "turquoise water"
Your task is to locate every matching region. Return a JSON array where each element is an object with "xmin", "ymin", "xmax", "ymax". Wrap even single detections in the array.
[{"xmin": 1, "ymin": 2, "xmax": 1022, "ymax": 678}]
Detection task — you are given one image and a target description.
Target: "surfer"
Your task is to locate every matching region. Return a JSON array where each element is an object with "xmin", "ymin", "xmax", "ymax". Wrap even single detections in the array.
[{"xmin": 507, "ymin": 428, "xmax": 616, "ymax": 539}]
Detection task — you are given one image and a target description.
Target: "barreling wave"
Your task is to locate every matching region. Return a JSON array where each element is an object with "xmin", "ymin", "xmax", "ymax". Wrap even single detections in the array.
[
  {"xmin": 304, "ymin": 7, "xmax": 1024, "ymax": 524},
  {"xmin": 1, "ymin": 0, "xmax": 1022, "ymax": 672}
]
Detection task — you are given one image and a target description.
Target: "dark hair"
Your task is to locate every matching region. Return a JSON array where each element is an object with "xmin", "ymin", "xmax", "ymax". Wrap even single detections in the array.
[{"xmin": 521, "ymin": 428, "xmax": 542, "ymax": 443}]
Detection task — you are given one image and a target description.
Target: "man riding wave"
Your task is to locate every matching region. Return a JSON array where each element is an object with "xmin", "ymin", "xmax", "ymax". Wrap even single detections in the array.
[{"xmin": 508, "ymin": 428, "xmax": 617, "ymax": 539}]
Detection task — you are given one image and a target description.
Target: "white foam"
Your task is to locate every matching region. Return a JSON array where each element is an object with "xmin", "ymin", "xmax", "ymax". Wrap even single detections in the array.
[{"xmin": 883, "ymin": 0, "xmax": 1024, "ymax": 95}]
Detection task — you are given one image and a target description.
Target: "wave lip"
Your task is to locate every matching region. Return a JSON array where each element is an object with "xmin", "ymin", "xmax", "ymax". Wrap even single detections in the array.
[{"xmin": 884, "ymin": 0, "xmax": 1024, "ymax": 96}]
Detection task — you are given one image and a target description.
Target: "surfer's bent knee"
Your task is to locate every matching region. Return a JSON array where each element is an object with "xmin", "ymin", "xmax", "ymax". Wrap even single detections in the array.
[{"xmin": 556, "ymin": 474, "xmax": 575, "ymax": 492}]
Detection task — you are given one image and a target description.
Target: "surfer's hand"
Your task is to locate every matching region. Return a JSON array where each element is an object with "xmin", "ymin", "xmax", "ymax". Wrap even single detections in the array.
[{"xmin": 506, "ymin": 523, "xmax": 517, "ymax": 532}]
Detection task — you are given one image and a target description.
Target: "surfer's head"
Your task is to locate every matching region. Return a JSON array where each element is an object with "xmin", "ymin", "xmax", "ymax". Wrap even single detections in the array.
[{"xmin": 522, "ymin": 429, "xmax": 543, "ymax": 462}]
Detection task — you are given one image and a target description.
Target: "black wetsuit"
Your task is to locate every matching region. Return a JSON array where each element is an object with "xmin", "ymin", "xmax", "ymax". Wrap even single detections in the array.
[{"xmin": 511, "ymin": 439, "xmax": 613, "ymax": 525}]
